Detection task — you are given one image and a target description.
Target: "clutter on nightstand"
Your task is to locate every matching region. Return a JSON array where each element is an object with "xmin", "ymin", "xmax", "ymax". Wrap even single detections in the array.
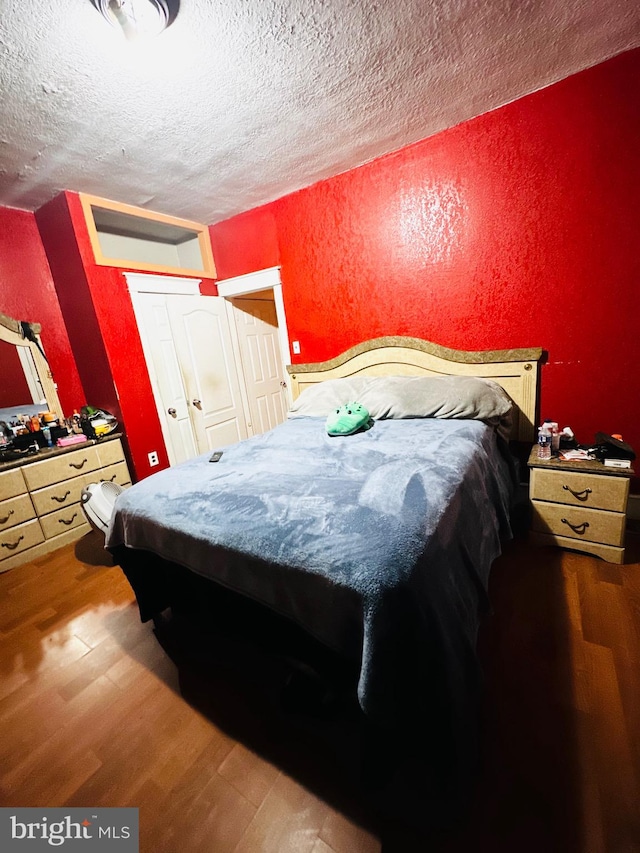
[{"xmin": 537, "ymin": 421, "xmax": 636, "ymax": 469}]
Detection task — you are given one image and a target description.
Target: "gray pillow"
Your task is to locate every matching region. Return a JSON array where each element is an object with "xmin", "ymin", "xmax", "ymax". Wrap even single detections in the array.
[{"xmin": 289, "ymin": 375, "xmax": 513, "ymax": 439}]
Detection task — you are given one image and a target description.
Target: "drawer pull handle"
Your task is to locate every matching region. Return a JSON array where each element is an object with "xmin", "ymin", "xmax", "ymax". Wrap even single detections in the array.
[
  {"xmin": 69, "ymin": 458, "xmax": 89, "ymax": 470},
  {"xmin": 59, "ymin": 513, "xmax": 78, "ymax": 526},
  {"xmin": 2, "ymin": 535, "xmax": 24, "ymax": 550},
  {"xmin": 51, "ymin": 490, "xmax": 71, "ymax": 503},
  {"xmin": 561, "ymin": 518, "xmax": 590, "ymax": 535},
  {"xmin": 562, "ymin": 485, "xmax": 592, "ymax": 501},
  {"xmin": 0, "ymin": 509, "xmax": 15, "ymax": 524}
]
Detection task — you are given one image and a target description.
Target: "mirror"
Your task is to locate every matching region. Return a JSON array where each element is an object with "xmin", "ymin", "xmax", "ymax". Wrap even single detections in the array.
[{"xmin": 0, "ymin": 312, "xmax": 63, "ymax": 425}]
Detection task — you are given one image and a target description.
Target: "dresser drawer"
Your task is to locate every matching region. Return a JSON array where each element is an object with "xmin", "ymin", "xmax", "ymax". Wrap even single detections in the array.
[
  {"xmin": 0, "ymin": 519, "xmax": 45, "ymax": 562},
  {"xmin": 96, "ymin": 438, "xmax": 126, "ymax": 468},
  {"xmin": 0, "ymin": 493, "xmax": 36, "ymax": 531},
  {"xmin": 530, "ymin": 467, "xmax": 629, "ymax": 513},
  {"xmin": 39, "ymin": 505, "xmax": 89, "ymax": 540},
  {"xmin": 22, "ymin": 446, "xmax": 102, "ymax": 491},
  {"xmin": 30, "ymin": 473, "xmax": 87, "ymax": 516},
  {"xmin": 531, "ymin": 499, "xmax": 626, "ymax": 547},
  {"xmin": 31, "ymin": 461, "xmax": 131, "ymax": 516},
  {"xmin": 97, "ymin": 461, "xmax": 131, "ymax": 487},
  {"xmin": 0, "ymin": 467, "xmax": 27, "ymax": 501}
]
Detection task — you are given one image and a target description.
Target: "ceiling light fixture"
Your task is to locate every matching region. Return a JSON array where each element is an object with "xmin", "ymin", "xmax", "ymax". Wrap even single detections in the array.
[{"xmin": 92, "ymin": 0, "xmax": 179, "ymax": 41}]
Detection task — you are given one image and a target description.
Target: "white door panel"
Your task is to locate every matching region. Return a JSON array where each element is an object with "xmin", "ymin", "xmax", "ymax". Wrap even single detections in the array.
[
  {"xmin": 130, "ymin": 292, "xmax": 197, "ymax": 466},
  {"xmin": 203, "ymin": 419, "xmax": 244, "ymax": 449},
  {"xmin": 231, "ymin": 298, "xmax": 287, "ymax": 435},
  {"xmin": 168, "ymin": 295, "xmax": 248, "ymax": 453}
]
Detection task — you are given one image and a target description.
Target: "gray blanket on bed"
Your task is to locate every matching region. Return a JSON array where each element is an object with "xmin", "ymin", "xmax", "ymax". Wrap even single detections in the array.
[{"xmin": 107, "ymin": 416, "xmax": 514, "ymax": 754}]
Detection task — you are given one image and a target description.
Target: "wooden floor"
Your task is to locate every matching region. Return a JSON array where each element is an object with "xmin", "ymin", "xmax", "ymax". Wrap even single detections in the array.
[{"xmin": 0, "ymin": 529, "xmax": 639, "ymax": 852}]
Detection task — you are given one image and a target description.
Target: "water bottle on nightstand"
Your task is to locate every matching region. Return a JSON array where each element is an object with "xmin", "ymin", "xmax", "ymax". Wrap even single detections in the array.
[
  {"xmin": 543, "ymin": 419, "xmax": 560, "ymax": 453},
  {"xmin": 537, "ymin": 425, "xmax": 552, "ymax": 459}
]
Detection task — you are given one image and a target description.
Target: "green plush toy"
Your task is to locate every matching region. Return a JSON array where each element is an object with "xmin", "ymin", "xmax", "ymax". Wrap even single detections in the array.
[{"xmin": 325, "ymin": 402, "xmax": 374, "ymax": 436}]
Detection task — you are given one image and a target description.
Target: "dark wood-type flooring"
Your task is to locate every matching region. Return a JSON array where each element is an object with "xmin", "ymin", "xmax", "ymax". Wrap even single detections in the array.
[{"xmin": 1, "ymin": 528, "xmax": 639, "ymax": 852}]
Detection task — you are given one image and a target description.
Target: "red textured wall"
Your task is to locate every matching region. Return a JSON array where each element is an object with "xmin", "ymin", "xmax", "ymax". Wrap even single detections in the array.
[
  {"xmin": 0, "ymin": 206, "xmax": 84, "ymax": 414},
  {"xmin": 211, "ymin": 49, "xmax": 640, "ymax": 485}
]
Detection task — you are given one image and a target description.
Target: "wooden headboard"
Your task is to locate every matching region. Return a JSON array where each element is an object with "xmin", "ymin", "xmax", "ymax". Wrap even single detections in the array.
[{"xmin": 287, "ymin": 336, "xmax": 543, "ymax": 443}]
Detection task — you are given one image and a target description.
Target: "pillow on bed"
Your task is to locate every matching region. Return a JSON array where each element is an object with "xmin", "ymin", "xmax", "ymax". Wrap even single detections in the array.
[
  {"xmin": 289, "ymin": 377, "xmax": 373, "ymax": 417},
  {"xmin": 289, "ymin": 375, "xmax": 514, "ymax": 439}
]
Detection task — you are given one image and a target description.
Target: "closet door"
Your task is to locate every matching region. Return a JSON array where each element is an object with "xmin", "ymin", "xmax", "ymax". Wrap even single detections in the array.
[
  {"xmin": 130, "ymin": 289, "xmax": 198, "ymax": 466},
  {"xmin": 230, "ymin": 297, "xmax": 287, "ymax": 435},
  {"xmin": 167, "ymin": 294, "xmax": 249, "ymax": 453},
  {"xmin": 127, "ymin": 274, "xmax": 248, "ymax": 465}
]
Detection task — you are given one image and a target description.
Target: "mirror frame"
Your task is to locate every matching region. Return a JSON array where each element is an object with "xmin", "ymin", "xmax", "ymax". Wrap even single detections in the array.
[{"xmin": 0, "ymin": 311, "xmax": 64, "ymax": 418}]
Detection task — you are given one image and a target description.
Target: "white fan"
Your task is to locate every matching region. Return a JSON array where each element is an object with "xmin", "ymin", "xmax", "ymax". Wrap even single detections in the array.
[{"xmin": 81, "ymin": 481, "xmax": 124, "ymax": 534}]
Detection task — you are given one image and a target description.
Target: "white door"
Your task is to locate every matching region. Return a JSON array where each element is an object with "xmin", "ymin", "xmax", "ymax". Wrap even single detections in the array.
[
  {"xmin": 129, "ymin": 289, "xmax": 198, "ymax": 465},
  {"xmin": 127, "ymin": 275, "xmax": 249, "ymax": 465},
  {"xmin": 168, "ymin": 294, "xmax": 249, "ymax": 452},
  {"xmin": 230, "ymin": 297, "xmax": 288, "ymax": 435}
]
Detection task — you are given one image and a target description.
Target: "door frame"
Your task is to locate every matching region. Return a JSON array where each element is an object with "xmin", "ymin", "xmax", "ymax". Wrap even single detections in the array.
[
  {"xmin": 216, "ymin": 266, "xmax": 290, "ymax": 368},
  {"xmin": 216, "ymin": 266, "xmax": 292, "ymax": 408}
]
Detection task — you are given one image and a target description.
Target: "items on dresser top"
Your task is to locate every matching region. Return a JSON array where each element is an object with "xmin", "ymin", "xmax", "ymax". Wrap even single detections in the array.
[
  {"xmin": 0, "ymin": 405, "xmax": 118, "ymax": 453},
  {"xmin": 527, "ymin": 446, "xmax": 634, "ymax": 565},
  {"xmin": 0, "ymin": 435, "xmax": 131, "ymax": 572},
  {"xmin": 1, "ymin": 407, "xmax": 64, "ymax": 443}
]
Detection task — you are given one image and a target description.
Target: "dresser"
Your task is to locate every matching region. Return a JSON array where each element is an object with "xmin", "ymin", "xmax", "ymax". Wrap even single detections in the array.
[
  {"xmin": 527, "ymin": 446, "xmax": 634, "ymax": 564},
  {"xmin": 0, "ymin": 435, "xmax": 131, "ymax": 572}
]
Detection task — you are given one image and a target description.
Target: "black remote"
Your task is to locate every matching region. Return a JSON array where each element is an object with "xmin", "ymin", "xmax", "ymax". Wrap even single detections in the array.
[{"xmin": 209, "ymin": 451, "xmax": 223, "ymax": 463}]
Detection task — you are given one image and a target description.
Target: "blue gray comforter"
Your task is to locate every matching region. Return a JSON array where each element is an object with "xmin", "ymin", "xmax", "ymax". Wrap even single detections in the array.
[{"xmin": 107, "ymin": 416, "xmax": 515, "ymax": 754}]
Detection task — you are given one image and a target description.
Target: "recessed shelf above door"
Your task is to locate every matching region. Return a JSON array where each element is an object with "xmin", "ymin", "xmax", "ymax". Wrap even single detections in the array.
[{"xmin": 79, "ymin": 193, "xmax": 216, "ymax": 278}]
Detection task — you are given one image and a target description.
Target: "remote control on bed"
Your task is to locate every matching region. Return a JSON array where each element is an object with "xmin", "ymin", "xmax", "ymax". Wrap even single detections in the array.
[{"xmin": 209, "ymin": 451, "xmax": 223, "ymax": 463}]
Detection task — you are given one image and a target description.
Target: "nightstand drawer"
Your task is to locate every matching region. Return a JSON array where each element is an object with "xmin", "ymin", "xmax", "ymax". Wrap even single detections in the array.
[
  {"xmin": 531, "ymin": 499, "xmax": 625, "ymax": 547},
  {"xmin": 530, "ymin": 467, "xmax": 629, "ymax": 513}
]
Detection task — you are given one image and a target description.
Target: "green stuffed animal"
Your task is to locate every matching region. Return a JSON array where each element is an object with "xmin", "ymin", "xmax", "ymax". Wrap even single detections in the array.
[{"xmin": 325, "ymin": 402, "xmax": 374, "ymax": 436}]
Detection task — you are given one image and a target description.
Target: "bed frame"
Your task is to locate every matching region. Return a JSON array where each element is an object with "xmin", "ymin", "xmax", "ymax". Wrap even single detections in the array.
[
  {"xmin": 287, "ymin": 336, "xmax": 544, "ymax": 443},
  {"xmin": 113, "ymin": 334, "xmax": 545, "ymax": 799}
]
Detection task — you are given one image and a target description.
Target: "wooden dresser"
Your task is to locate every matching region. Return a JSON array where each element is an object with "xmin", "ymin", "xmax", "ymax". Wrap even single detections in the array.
[
  {"xmin": 528, "ymin": 446, "xmax": 634, "ymax": 564},
  {"xmin": 0, "ymin": 435, "xmax": 131, "ymax": 572}
]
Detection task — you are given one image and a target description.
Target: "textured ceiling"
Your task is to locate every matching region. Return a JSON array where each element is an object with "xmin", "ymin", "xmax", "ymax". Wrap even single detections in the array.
[{"xmin": 0, "ymin": 0, "xmax": 638, "ymax": 225}]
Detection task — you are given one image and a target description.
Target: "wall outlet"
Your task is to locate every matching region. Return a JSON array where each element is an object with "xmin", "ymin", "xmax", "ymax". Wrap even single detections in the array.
[
  {"xmin": 292, "ymin": 340, "xmax": 301, "ymax": 354},
  {"xmin": 148, "ymin": 451, "xmax": 159, "ymax": 467}
]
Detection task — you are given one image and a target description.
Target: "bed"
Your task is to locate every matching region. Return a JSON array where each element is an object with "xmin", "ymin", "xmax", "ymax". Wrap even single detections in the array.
[{"xmin": 107, "ymin": 336, "xmax": 542, "ymax": 790}]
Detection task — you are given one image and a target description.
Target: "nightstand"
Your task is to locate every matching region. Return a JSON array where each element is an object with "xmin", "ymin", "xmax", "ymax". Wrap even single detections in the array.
[{"xmin": 527, "ymin": 447, "xmax": 635, "ymax": 564}]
